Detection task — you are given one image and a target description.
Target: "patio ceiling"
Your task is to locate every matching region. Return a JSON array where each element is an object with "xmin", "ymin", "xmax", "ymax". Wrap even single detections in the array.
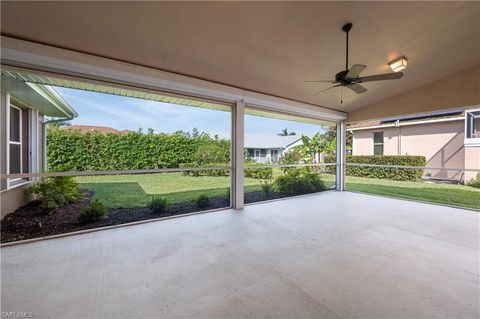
[{"xmin": 1, "ymin": 2, "xmax": 479, "ymax": 113}]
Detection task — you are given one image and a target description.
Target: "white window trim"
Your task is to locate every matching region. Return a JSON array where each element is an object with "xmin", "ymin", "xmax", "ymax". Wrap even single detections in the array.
[
  {"xmin": 464, "ymin": 108, "xmax": 480, "ymax": 145},
  {"xmin": 254, "ymin": 149, "xmax": 261, "ymax": 159},
  {"xmin": 7, "ymin": 104, "xmax": 27, "ymax": 189},
  {"xmin": 372, "ymin": 131, "xmax": 384, "ymax": 155}
]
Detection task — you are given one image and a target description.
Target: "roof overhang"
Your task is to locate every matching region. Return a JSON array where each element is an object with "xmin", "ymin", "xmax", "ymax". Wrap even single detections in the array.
[{"xmin": 1, "ymin": 74, "xmax": 77, "ymax": 118}]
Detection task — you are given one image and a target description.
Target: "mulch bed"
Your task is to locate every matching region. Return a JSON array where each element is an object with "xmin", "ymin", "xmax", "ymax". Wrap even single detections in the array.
[
  {"xmin": 1, "ymin": 191, "xmax": 229, "ymax": 244},
  {"xmin": 1, "ymin": 190, "xmax": 297, "ymax": 244}
]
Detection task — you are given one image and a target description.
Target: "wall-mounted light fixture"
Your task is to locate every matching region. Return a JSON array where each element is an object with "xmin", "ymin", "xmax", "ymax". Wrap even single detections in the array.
[{"xmin": 388, "ymin": 56, "xmax": 408, "ymax": 72}]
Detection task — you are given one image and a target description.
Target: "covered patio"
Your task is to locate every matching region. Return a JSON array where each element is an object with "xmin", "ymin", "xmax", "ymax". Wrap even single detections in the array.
[
  {"xmin": 1, "ymin": 2, "xmax": 479, "ymax": 318},
  {"xmin": 2, "ymin": 192, "xmax": 478, "ymax": 318}
]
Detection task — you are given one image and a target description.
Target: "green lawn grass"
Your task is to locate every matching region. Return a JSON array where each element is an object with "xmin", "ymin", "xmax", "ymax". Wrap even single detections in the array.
[
  {"xmin": 76, "ymin": 172, "xmax": 479, "ymax": 210},
  {"xmin": 76, "ymin": 173, "xmax": 265, "ymax": 208},
  {"xmin": 345, "ymin": 176, "xmax": 480, "ymax": 210}
]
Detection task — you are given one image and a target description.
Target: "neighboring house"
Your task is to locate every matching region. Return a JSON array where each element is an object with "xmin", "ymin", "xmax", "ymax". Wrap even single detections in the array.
[
  {"xmin": 348, "ymin": 108, "xmax": 480, "ymax": 182},
  {"xmin": 0, "ymin": 75, "xmax": 77, "ymax": 217},
  {"xmin": 245, "ymin": 134, "xmax": 303, "ymax": 163},
  {"xmin": 62, "ymin": 125, "xmax": 131, "ymax": 134}
]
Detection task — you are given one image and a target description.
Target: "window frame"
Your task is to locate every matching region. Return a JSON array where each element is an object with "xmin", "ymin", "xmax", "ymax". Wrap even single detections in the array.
[
  {"xmin": 6, "ymin": 104, "xmax": 29, "ymax": 189},
  {"xmin": 464, "ymin": 109, "xmax": 480, "ymax": 146},
  {"xmin": 254, "ymin": 149, "xmax": 261, "ymax": 159},
  {"xmin": 271, "ymin": 149, "xmax": 279, "ymax": 162},
  {"xmin": 373, "ymin": 131, "xmax": 384, "ymax": 156}
]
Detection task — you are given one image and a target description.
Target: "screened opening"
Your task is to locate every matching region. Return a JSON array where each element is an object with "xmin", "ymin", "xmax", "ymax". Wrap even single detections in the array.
[
  {"xmin": 1, "ymin": 69, "xmax": 234, "ymax": 241},
  {"xmin": 243, "ymin": 106, "xmax": 337, "ymax": 204}
]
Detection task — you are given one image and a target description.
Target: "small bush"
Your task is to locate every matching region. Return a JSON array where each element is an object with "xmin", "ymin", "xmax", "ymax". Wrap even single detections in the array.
[
  {"xmin": 261, "ymin": 180, "xmax": 273, "ymax": 197},
  {"xmin": 244, "ymin": 164, "xmax": 273, "ymax": 179},
  {"xmin": 467, "ymin": 174, "xmax": 480, "ymax": 189},
  {"xmin": 324, "ymin": 155, "xmax": 426, "ymax": 181},
  {"xmin": 273, "ymin": 168, "xmax": 326, "ymax": 195},
  {"xmin": 28, "ymin": 176, "xmax": 79, "ymax": 214},
  {"xmin": 149, "ymin": 196, "xmax": 168, "ymax": 213},
  {"xmin": 196, "ymin": 194, "xmax": 211, "ymax": 208},
  {"xmin": 77, "ymin": 200, "xmax": 108, "ymax": 225}
]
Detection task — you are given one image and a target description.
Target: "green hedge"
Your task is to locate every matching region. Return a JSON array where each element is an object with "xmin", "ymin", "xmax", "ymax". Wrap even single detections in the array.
[
  {"xmin": 46, "ymin": 127, "xmax": 230, "ymax": 171},
  {"xmin": 324, "ymin": 155, "xmax": 426, "ymax": 181}
]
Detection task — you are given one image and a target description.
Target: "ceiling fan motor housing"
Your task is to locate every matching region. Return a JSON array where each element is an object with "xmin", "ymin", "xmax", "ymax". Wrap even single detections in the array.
[{"xmin": 335, "ymin": 70, "xmax": 353, "ymax": 85}]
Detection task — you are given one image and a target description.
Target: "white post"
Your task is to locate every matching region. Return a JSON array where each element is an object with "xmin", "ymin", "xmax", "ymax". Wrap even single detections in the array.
[
  {"xmin": 336, "ymin": 121, "xmax": 346, "ymax": 191},
  {"xmin": 232, "ymin": 100, "xmax": 245, "ymax": 209}
]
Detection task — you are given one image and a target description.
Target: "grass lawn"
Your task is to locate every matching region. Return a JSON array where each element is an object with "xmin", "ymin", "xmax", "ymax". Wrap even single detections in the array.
[
  {"xmin": 345, "ymin": 176, "xmax": 480, "ymax": 210},
  {"xmin": 76, "ymin": 171, "xmax": 479, "ymax": 210},
  {"xmin": 76, "ymin": 173, "xmax": 265, "ymax": 208}
]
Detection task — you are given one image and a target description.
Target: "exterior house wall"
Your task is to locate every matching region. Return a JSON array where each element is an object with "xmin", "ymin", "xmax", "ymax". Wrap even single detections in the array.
[
  {"xmin": 352, "ymin": 120, "xmax": 467, "ymax": 180},
  {"xmin": 1, "ymin": 185, "xmax": 33, "ymax": 218},
  {"xmin": 0, "ymin": 93, "xmax": 46, "ymax": 219},
  {"xmin": 464, "ymin": 146, "xmax": 480, "ymax": 182}
]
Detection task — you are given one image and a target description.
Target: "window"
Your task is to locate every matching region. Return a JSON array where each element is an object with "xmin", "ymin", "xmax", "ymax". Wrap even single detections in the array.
[
  {"xmin": 373, "ymin": 132, "xmax": 384, "ymax": 155},
  {"xmin": 271, "ymin": 149, "xmax": 279, "ymax": 162},
  {"xmin": 9, "ymin": 106, "xmax": 21, "ymax": 175},
  {"xmin": 7, "ymin": 105, "xmax": 29, "ymax": 187},
  {"xmin": 254, "ymin": 149, "xmax": 260, "ymax": 158},
  {"xmin": 466, "ymin": 110, "xmax": 480, "ymax": 139}
]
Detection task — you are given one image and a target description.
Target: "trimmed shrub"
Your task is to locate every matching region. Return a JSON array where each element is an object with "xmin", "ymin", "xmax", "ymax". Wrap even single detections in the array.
[
  {"xmin": 196, "ymin": 194, "xmax": 211, "ymax": 208},
  {"xmin": 77, "ymin": 200, "xmax": 108, "ymax": 225},
  {"xmin": 244, "ymin": 164, "xmax": 273, "ymax": 179},
  {"xmin": 28, "ymin": 176, "xmax": 79, "ymax": 214},
  {"xmin": 324, "ymin": 155, "xmax": 426, "ymax": 181},
  {"xmin": 273, "ymin": 168, "xmax": 326, "ymax": 195},
  {"xmin": 149, "ymin": 196, "xmax": 168, "ymax": 213},
  {"xmin": 261, "ymin": 180, "xmax": 273, "ymax": 197},
  {"xmin": 467, "ymin": 174, "xmax": 480, "ymax": 189}
]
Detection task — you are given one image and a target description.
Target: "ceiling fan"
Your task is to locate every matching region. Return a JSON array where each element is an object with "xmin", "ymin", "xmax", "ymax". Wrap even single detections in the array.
[{"xmin": 305, "ymin": 23, "xmax": 404, "ymax": 102}]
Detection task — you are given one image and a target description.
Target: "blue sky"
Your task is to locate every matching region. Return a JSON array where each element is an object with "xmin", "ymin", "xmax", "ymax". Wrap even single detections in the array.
[{"xmin": 56, "ymin": 87, "xmax": 326, "ymax": 138}]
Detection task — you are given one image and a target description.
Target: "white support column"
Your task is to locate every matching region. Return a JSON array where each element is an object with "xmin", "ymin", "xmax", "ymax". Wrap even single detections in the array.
[
  {"xmin": 231, "ymin": 100, "xmax": 245, "ymax": 209},
  {"xmin": 336, "ymin": 121, "xmax": 346, "ymax": 191}
]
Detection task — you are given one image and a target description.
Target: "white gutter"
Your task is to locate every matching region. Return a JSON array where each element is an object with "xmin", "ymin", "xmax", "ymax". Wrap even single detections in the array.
[{"xmin": 348, "ymin": 116, "xmax": 465, "ymax": 131}]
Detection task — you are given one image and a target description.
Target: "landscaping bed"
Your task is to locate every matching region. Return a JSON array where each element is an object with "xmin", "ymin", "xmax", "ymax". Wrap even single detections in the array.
[
  {"xmin": 0, "ymin": 190, "xmax": 230, "ymax": 244},
  {"xmin": 1, "ymin": 187, "xmax": 330, "ymax": 243}
]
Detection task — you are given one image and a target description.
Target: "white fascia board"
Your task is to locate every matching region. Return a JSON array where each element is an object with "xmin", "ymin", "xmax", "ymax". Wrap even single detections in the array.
[
  {"xmin": 1, "ymin": 36, "xmax": 346, "ymax": 122},
  {"xmin": 348, "ymin": 117, "xmax": 464, "ymax": 131},
  {"xmin": 26, "ymin": 83, "xmax": 78, "ymax": 118}
]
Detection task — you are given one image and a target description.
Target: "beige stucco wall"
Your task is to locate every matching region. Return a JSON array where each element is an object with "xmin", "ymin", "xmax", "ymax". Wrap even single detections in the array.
[
  {"xmin": 464, "ymin": 146, "xmax": 480, "ymax": 182},
  {"xmin": 1, "ymin": 184, "xmax": 33, "ymax": 219},
  {"xmin": 352, "ymin": 120, "xmax": 467, "ymax": 179}
]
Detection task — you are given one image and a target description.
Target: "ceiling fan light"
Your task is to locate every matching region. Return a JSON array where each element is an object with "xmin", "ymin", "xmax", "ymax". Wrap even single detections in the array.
[{"xmin": 389, "ymin": 56, "xmax": 408, "ymax": 72}]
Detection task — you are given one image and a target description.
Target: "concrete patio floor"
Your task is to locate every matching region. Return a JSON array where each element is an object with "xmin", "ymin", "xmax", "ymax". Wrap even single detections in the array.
[{"xmin": 1, "ymin": 192, "xmax": 479, "ymax": 319}]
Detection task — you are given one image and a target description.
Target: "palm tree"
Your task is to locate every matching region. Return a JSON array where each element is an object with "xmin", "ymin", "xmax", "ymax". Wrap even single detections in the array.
[{"xmin": 278, "ymin": 128, "xmax": 296, "ymax": 136}]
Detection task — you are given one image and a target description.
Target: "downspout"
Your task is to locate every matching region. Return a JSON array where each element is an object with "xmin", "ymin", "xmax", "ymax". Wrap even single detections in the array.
[{"xmin": 41, "ymin": 116, "xmax": 75, "ymax": 172}]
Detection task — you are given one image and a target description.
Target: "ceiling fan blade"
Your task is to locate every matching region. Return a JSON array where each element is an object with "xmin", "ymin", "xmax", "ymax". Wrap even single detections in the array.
[
  {"xmin": 347, "ymin": 83, "xmax": 367, "ymax": 94},
  {"xmin": 345, "ymin": 64, "xmax": 367, "ymax": 79},
  {"xmin": 314, "ymin": 84, "xmax": 342, "ymax": 96},
  {"xmin": 358, "ymin": 72, "xmax": 404, "ymax": 83},
  {"xmin": 304, "ymin": 80, "xmax": 335, "ymax": 83}
]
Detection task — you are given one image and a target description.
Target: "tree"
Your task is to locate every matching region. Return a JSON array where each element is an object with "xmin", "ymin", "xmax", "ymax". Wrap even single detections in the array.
[{"xmin": 278, "ymin": 128, "xmax": 296, "ymax": 136}]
